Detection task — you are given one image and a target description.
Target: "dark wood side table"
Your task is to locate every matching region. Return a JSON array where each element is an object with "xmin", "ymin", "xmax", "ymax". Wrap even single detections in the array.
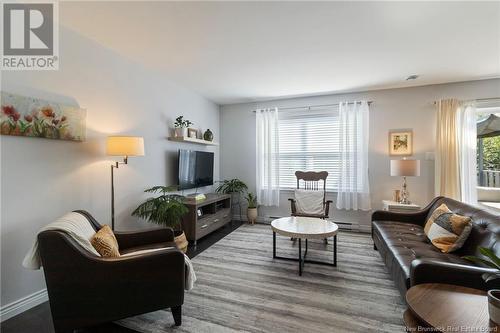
[{"xmin": 405, "ymin": 283, "xmax": 498, "ymax": 332}]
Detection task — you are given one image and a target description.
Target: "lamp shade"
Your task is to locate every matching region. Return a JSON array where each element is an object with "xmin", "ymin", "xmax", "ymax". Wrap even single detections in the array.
[
  {"xmin": 390, "ymin": 159, "xmax": 420, "ymax": 177},
  {"xmin": 107, "ymin": 136, "xmax": 144, "ymax": 156}
]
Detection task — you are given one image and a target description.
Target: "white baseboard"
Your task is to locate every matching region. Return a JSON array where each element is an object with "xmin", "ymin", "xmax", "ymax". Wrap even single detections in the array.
[{"xmin": 0, "ymin": 289, "xmax": 48, "ymax": 322}]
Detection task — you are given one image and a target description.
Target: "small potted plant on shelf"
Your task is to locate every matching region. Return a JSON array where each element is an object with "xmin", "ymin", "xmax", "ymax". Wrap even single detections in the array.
[
  {"xmin": 216, "ymin": 179, "xmax": 248, "ymax": 220},
  {"xmin": 174, "ymin": 116, "xmax": 193, "ymax": 138},
  {"xmin": 132, "ymin": 185, "xmax": 189, "ymax": 253},
  {"xmin": 464, "ymin": 247, "xmax": 500, "ymax": 325},
  {"xmin": 245, "ymin": 192, "xmax": 258, "ymax": 224}
]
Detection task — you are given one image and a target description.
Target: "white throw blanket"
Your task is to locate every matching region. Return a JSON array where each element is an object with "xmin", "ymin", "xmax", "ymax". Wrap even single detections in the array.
[
  {"xmin": 294, "ymin": 189, "xmax": 325, "ymax": 215},
  {"xmin": 23, "ymin": 212, "xmax": 196, "ymax": 290},
  {"xmin": 22, "ymin": 212, "xmax": 101, "ymax": 269}
]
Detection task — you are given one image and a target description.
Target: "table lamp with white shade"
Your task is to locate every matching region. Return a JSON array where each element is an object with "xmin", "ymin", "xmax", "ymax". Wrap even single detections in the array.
[
  {"xmin": 107, "ymin": 136, "xmax": 145, "ymax": 230},
  {"xmin": 390, "ymin": 159, "xmax": 420, "ymax": 204}
]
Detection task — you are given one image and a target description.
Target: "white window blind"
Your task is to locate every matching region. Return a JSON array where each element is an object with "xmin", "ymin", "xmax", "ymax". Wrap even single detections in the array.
[{"xmin": 278, "ymin": 107, "xmax": 344, "ymax": 191}]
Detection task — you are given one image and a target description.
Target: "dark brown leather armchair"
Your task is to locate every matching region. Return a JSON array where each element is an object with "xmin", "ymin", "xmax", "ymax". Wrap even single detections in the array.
[{"xmin": 38, "ymin": 210, "xmax": 185, "ymax": 333}]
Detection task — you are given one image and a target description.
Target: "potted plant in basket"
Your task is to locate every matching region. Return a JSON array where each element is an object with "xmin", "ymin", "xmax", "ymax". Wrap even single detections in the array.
[
  {"xmin": 132, "ymin": 186, "xmax": 189, "ymax": 253},
  {"xmin": 245, "ymin": 192, "xmax": 258, "ymax": 224},
  {"xmin": 464, "ymin": 247, "xmax": 500, "ymax": 324},
  {"xmin": 216, "ymin": 179, "xmax": 248, "ymax": 220},
  {"xmin": 174, "ymin": 116, "xmax": 193, "ymax": 138}
]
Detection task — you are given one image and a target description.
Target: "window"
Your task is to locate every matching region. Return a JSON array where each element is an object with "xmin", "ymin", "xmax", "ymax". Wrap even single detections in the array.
[
  {"xmin": 477, "ymin": 105, "xmax": 500, "ymax": 188},
  {"xmin": 278, "ymin": 108, "xmax": 341, "ymax": 191}
]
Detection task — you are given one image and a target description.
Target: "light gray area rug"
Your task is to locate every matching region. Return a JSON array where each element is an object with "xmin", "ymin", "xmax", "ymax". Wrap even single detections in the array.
[{"xmin": 117, "ymin": 224, "xmax": 406, "ymax": 333}]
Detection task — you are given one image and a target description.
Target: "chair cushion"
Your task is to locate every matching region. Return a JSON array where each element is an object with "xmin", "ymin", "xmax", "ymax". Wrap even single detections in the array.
[
  {"xmin": 424, "ymin": 203, "xmax": 472, "ymax": 253},
  {"xmin": 120, "ymin": 241, "xmax": 177, "ymax": 256},
  {"xmin": 91, "ymin": 225, "xmax": 120, "ymax": 257},
  {"xmin": 294, "ymin": 189, "xmax": 324, "ymax": 215}
]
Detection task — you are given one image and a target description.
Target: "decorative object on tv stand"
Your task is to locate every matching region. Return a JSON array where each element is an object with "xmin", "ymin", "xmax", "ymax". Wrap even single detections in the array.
[
  {"xmin": 174, "ymin": 116, "xmax": 193, "ymax": 138},
  {"xmin": 463, "ymin": 247, "xmax": 500, "ymax": 325},
  {"xmin": 1, "ymin": 91, "xmax": 86, "ymax": 141},
  {"xmin": 245, "ymin": 192, "xmax": 258, "ymax": 224},
  {"xmin": 216, "ymin": 179, "xmax": 248, "ymax": 220},
  {"xmin": 393, "ymin": 189, "xmax": 401, "ymax": 202},
  {"xmin": 389, "ymin": 130, "xmax": 413, "ymax": 156},
  {"xmin": 203, "ymin": 129, "xmax": 213, "ymax": 141},
  {"xmin": 188, "ymin": 128, "xmax": 197, "ymax": 138},
  {"xmin": 132, "ymin": 186, "xmax": 189, "ymax": 253},
  {"xmin": 107, "ymin": 136, "xmax": 145, "ymax": 230},
  {"xmin": 390, "ymin": 159, "xmax": 420, "ymax": 204}
]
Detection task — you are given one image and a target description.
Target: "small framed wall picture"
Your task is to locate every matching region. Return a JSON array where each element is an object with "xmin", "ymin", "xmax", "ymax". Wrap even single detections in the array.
[
  {"xmin": 389, "ymin": 130, "xmax": 413, "ymax": 156},
  {"xmin": 188, "ymin": 128, "xmax": 198, "ymax": 138}
]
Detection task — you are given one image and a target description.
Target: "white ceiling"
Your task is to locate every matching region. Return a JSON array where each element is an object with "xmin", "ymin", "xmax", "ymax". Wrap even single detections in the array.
[{"xmin": 61, "ymin": 1, "xmax": 500, "ymax": 105}]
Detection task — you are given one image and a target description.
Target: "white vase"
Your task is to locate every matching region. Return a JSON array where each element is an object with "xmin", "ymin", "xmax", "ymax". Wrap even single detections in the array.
[
  {"xmin": 247, "ymin": 208, "xmax": 258, "ymax": 224},
  {"xmin": 174, "ymin": 127, "xmax": 188, "ymax": 137}
]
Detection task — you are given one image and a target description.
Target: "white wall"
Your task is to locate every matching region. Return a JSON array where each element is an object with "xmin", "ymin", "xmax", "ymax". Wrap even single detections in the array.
[
  {"xmin": 220, "ymin": 79, "xmax": 500, "ymax": 230},
  {"xmin": 0, "ymin": 27, "xmax": 220, "ymax": 315}
]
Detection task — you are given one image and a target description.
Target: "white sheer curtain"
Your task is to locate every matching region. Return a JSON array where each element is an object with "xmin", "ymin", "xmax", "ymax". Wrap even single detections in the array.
[
  {"xmin": 458, "ymin": 103, "xmax": 478, "ymax": 204},
  {"xmin": 336, "ymin": 101, "xmax": 371, "ymax": 211},
  {"xmin": 435, "ymin": 99, "xmax": 477, "ymax": 204},
  {"xmin": 435, "ymin": 99, "xmax": 461, "ymax": 199},
  {"xmin": 256, "ymin": 108, "xmax": 280, "ymax": 206}
]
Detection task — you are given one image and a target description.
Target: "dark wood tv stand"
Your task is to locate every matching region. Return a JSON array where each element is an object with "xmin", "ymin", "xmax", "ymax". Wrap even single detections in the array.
[{"xmin": 181, "ymin": 193, "xmax": 232, "ymax": 245}]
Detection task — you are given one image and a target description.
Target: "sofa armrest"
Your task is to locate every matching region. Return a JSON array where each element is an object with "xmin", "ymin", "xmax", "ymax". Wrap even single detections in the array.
[
  {"xmin": 371, "ymin": 210, "xmax": 429, "ymax": 226},
  {"xmin": 371, "ymin": 196, "xmax": 444, "ymax": 227},
  {"xmin": 410, "ymin": 259, "xmax": 500, "ymax": 291},
  {"xmin": 96, "ymin": 247, "xmax": 185, "ymax": 284},
  {"xmin": 114, "ymin": 228, "xmax": 175, "ymax": 250}
]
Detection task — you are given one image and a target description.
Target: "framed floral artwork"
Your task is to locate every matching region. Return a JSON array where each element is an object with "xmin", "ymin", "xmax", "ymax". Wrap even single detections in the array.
[
  {"xmin": 389, "ymin": 130, "xmax": 412, "ymax": 156},
  {"xmin": 0, "ymin": 92, "xmax": 86, "ymax": 141}
]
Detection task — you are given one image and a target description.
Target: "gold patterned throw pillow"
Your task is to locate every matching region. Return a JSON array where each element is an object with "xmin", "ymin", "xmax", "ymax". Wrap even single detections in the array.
[
  {"xmin": 424, "ymin": 203, "xmax": 472, "ymax": 253},
  {"xmin": 91, "ymin": 225, "xmax": 120, "ymax": 257}
]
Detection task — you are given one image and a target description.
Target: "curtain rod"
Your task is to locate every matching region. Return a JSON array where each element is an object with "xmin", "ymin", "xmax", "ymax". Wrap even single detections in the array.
[
  {"xmin": 432, "ymin": 97, "xmax": 500, "ymax": 105},
  {"xmin": 252, "ymin": 101, "xmax": 373, "ymax": 113}
]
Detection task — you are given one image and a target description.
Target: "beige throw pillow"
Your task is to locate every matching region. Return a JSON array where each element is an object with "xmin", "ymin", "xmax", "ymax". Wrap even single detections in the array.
[
  {"xmin": 91, "ymin": 225, "xmax": 120, "ymax": 257},
  {"xmin": 424, "ymin": 203, "xmax": 472, "ymax": 253}
]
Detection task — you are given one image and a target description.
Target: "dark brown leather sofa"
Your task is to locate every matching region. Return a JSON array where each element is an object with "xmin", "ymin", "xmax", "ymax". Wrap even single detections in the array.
[
  {"xmin": 38, "ymin": 210, "xmax": 185, "ymax": 333},
  {"xmin": 372, "ymin": 196, "xmax": 500, "ymax": 297}
]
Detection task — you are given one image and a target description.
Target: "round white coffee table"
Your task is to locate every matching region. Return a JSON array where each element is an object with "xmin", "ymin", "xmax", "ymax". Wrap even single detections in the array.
[{"xmin": 271, "ymin": 216, "xmax": 339, "ymax": 276}]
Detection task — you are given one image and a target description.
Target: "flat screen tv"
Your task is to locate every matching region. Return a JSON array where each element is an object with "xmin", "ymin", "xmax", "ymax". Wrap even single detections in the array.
[{"xmin": 178, "ymin": 149, "xmax": 214, "ymax": 190}]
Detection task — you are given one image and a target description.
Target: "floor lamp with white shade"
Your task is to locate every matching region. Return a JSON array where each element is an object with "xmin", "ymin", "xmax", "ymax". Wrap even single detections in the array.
[{"xmin": 106, "ymin": 136, "xmax": 145, "ymax": 230}]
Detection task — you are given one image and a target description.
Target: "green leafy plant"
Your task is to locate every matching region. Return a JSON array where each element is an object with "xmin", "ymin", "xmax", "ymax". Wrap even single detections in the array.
[
  {"xmin": 463, "ymin": 247, "xmax": 500, "ymax": 283},
  {"xmin": 132, "ymin": 186, "xmax": 188, "ymax": 230},
  {"xmin": 174, "ymin": 116, "xmax": 193, "ymax": 128},
  {"xmin": 245, "ymin": 192, "xmax": 257, "ymax": 209},
  {"xmin": 216, "ymin": 179, "xmax": 248, "ymax": 219},
  {"xmin": 216, "ymin": 179, "xmax": 248, "ymax": 194}
]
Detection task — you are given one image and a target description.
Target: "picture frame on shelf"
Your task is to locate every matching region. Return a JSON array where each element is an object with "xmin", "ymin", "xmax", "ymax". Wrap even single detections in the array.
[
  {"xmin": 389, "ymin": 130, "xmax": 413, "ymax": 156},
  {"xmin": 188, "ymin": 128, "xmax": 198, "ymax": 138}
]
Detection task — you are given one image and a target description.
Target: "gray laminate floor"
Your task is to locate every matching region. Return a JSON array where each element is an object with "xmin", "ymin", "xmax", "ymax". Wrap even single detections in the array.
[{"xmin": 117, "ymin": 224, "xmax": 406, "ymax": 333}]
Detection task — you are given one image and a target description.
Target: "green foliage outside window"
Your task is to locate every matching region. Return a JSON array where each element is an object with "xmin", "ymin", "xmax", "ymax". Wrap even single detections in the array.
[{"xmin": 477, "ymin": 136, "xmax": 500, "ymax": 171}]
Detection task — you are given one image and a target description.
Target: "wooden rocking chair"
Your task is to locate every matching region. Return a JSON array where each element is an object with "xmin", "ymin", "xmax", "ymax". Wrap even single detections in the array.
[{"xmin": 288, "ymin": 171, "xmax": 333, "ymax": 243}]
